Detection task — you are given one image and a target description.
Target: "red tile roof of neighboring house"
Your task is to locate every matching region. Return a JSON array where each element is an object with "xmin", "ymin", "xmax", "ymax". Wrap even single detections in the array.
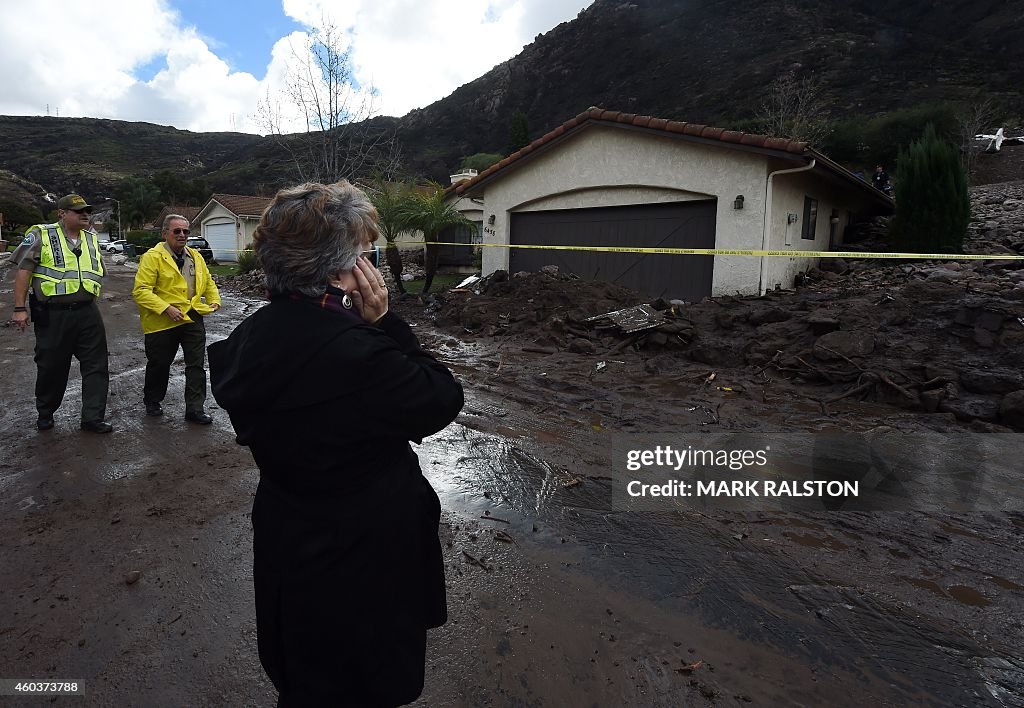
[
  {"xmin": 205, "ymin": 194, "xmax": 273, "ymax": 217},
  {"xmin": 448, "ymin": 107, "xmax": 812, "ymax": 197},
  {"xmin": 153, "ymin": 205, "xmax": 200, "ymax": 226}
]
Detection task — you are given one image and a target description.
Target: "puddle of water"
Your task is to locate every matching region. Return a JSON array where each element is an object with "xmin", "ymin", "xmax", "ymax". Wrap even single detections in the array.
[
  {"xmin": 987, "ymin": 575, "xmax": 1024, "ymax": 592},
  {"xmin": 947, "ymin": 585, "xmax": 992, "ymax": 607},
  {"xmin": 534, "ymin": 429, "xmax": 562, "ymax": 443},
  {"xmin": 782, "ymin": 532, "xmax": 849, "ymax": 551},
  {"xmin": 769, "ymin": 517, "xmax": 826, "ymax": 532},
  {"xmin": 494, "ymin": 425, "xmax": 524, "ymax": 439},
  {"xmin": 900, "ymin": 576, "xmax": 947, "ymax": 597}
]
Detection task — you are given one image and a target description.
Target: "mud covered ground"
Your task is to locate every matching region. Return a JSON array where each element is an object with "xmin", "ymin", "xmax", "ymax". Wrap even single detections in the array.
[{"xmin": 2, "ymin": 184, "xmax": 1024, "ymax": 706}]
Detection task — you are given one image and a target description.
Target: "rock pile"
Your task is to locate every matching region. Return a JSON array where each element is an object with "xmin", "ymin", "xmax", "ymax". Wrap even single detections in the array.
[{"xmin": 966, "ymin": 180, "xmax": 1024, "ymax": 255}]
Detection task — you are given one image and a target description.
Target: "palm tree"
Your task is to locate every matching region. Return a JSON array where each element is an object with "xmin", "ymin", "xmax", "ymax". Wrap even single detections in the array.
[
  {"xmin": 365, "ymin": 178, "xmax": 413, "ymax": 294},
  {"xmin": 396, "ymin": 182, "xmax": 471, "ymax": 294},
  {"xmin": 116, "ymin": 177, "xmax": 163, "ymax": 229}
]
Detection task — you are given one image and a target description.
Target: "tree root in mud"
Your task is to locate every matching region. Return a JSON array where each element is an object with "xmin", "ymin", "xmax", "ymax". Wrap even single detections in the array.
[{"xmin": 762, "ymin": 345, "xmax": 931, "ymax": 415}]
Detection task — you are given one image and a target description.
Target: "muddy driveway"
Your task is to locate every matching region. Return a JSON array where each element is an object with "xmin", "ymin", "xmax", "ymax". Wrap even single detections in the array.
[{"xmin": 1, "ymin": 265, "xmax": 1022, "ymax": 707}]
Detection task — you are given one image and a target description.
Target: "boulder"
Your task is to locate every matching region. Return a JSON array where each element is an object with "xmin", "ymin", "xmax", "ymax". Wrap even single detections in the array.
[
  {"xmin": 748, "ymin": 307, "xmax": 790, "ymax": 326},
  {"xmin": 926, "ymin": 269, "xmax": 960, "ymax": 282},
  {"xmin": 818, "ymin": 258, "xmax": 849, "ymax": 274},
  {"xmin": 959, "ymin": 368, "xmax": 1024, "ymax": 394},
  {"xmin": 806, "ymin": 311, "xmax": 841, "ymax": 334},
  {"xmin": 902, "ymin": 280, "xmax": 962, "ymax": 302},
  {"xmin": 813, "ymin": 330, "xmax": 874, "ymax": 361},
  {"xmin": 568, "ymin": 337, "xmax": 595, "ymax": 354},
  {"xmin": 939, "ymin": 394, "xmax": 1000, "ymax": 423},
  {"xmin": 999, "ymin": 390, "xmax": 1024, "ymax": 430}
]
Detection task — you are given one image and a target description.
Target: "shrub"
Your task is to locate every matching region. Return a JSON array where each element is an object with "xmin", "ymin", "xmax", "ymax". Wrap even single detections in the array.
[
  {"xmin": 237, "ymin": 245, "xmax": 259, "ymax": 274},
  {"xmin": 891, "ymin": 123, "xmax": 970, "ymax": 253},
  {"xmin": 0, "ymin": 199, "xmax": 44, "ymax": 228},
  {"xmin": 460, "ymin": 152, "xmax": 505, "ymax": 172},
  {"xmin": 125, "ymin": 229, "xmax": 161, "ymax": 254},
  {"xmin": 862, "ymin": 105, "xmax": 958, "ymax": 168}
]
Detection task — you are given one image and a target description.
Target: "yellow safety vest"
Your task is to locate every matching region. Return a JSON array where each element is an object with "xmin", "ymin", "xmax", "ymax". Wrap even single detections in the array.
[{"xmin": 31, "ymin": 224, "xmax": 105, "ymax": 297}]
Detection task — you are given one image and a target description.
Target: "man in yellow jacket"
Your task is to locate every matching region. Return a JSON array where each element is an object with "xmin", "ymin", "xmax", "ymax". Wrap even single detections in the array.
[{"xmin": 132, "ymin": 214, "xmax": 221, "ymax": 423}]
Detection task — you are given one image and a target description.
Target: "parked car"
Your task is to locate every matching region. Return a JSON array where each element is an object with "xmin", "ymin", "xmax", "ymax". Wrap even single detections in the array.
[
  {"xmin": 103, "ymin": 240, "xmax": 128, "ymax": 254},
  {"xmin": 187, "ymin": 236, "xmax": 215, "ymax": 263}
]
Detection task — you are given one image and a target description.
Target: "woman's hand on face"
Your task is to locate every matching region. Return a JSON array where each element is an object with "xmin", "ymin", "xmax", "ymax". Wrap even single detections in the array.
[{"xmin": 350, "ymin": 256, "xmax": 388, "ymax": 323}]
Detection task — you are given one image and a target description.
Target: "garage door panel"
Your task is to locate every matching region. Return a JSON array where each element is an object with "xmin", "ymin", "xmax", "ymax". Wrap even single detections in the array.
[
  {"xmin": 510, "ymin": 201, "xmax": 716, "ymax": 300},
  {"xmin": 205, "ymin": 222, "xmax": 236, "ymax": 262}
]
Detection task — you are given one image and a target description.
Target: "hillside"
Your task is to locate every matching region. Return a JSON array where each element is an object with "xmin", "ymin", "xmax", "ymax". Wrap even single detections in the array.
[
  {"xmin": 1, "ymin": 0, "xmax": 1021, "ymax": 205},
  {"xmin": 396, "ymin": 0, "xmax": 1024, "ymax": 177}
]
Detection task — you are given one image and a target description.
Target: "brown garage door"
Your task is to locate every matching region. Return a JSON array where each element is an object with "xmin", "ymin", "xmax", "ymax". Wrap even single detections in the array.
[{"xmin": 509, "ymin": 200, "xmax": 716, "ymax": 300}]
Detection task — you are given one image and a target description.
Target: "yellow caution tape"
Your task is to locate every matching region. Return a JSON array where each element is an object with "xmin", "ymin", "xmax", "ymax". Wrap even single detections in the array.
[
  {"xmin": 204, "ymin": 243, "xmax": 1024, "ymax": 261},
  {"xmin": 408, "ymin": 241, "xmax": 1024, "ymax": 261}
]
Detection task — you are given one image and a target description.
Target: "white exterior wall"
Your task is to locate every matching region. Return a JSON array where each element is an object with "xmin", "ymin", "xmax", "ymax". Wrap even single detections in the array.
[
  {"xmin": 764, "ymin": 170, "xmax": 877, "ymax": 291},
  {"xmin": 475, "ymin": 126, "xmax": 769, "ymax": 296},
  {"xmin": 239, "ymin": 216, "xmax": 260, "ymax": 251}
]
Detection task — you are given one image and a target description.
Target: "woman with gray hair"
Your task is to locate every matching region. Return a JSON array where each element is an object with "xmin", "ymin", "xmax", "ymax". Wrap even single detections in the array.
[{"xmin": 208, "ymin": 181, "xmax": 464, "ymax": 706}]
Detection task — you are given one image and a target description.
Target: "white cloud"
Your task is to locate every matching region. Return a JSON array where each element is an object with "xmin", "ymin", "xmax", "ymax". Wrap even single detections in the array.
[
  {"xmin": 281, "ymin": 0, "xmax": 591, "ymax": 117},
  {"xmin": 0, "ymin": 0, "xmax": 592, "ymax": 132}
]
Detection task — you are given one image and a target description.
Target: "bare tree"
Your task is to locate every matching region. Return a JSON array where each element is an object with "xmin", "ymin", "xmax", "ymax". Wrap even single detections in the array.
[
  {"xmin": 956, "ymin": 95, "xmax": 1002, "ymax": 180},
  {"xmin": 257, "ymin": 18, "xmax": 403, "ymax": 183},
  {"xmin": 757, "ymin": 70, "xmax": 833, "ymax": 146}
]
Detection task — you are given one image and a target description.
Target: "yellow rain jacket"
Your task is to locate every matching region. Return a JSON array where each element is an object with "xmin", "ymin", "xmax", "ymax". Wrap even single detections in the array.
[{"xmin": 132, "ymin": 245, "xmax": 221, "ymax": 334}]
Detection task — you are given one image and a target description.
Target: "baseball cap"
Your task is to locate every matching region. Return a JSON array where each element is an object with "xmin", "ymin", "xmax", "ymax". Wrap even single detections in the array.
[{"xmin": 57, "ymin": 194, "xmax": 92, "ymax": 211}]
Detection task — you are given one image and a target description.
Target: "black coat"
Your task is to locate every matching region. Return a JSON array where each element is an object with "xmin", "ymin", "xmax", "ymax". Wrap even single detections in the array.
[{"xmin": 208, "ymin": 298, "xmax": 464, "ymax": 706}]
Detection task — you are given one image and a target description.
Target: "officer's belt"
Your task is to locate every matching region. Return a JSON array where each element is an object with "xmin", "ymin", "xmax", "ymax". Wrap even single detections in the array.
[{"xmin": 41, "ymin": 300, "xmax": 94, "ymax": 311}]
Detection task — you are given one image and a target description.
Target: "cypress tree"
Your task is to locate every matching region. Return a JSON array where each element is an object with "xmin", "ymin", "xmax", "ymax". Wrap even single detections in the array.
[
  {"xmin": 507, "ymin": 111, "xmax": 530, "ymax": 154},
  {"xmin": 891, "ymin": 123, "xmax": 971, "ymax": 253}
]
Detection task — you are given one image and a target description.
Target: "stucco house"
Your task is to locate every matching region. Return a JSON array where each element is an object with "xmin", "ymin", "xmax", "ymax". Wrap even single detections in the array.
[
  {"xmin": 192, "ymin": 194, "xmax": 272, "ymax": 262},
  {"xmin": 447, "ymin": 108, "xmax": 894, "ymax": 300}
]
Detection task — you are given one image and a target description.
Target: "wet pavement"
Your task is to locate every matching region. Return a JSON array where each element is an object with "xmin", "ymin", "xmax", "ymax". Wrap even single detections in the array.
[{"xmin": 1, "ymin": 266, "xmax": 1023, "ymax": 706}]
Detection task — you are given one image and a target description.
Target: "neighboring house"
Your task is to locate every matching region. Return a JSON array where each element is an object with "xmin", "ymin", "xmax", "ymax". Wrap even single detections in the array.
[
  {"xmin": 192, "ymin": 194, "xmax": 272, "ymax": 262},
  {"xmin": 89, "ymin": 199, "xmax": 120, "ymax": 242},
  {"xmin": 442, "ymin": 169, "xmax": 485, "ymax": 268},
  {"xmin": 153, "ymin": 205, "xmax": 200, "ymax": 230},
  {"xmin": 447, "ymin": 107, "xmax": 894, "ymax": 300}
]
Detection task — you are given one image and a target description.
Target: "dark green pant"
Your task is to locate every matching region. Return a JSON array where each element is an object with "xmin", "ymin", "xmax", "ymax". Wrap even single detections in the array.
[
  {"xmin": 33, "ymin": 301, "xmax": 110, "ymax": 422},
  {"xmin": 143, "ymin": 318, "xmax": 207, "ymax": 414}
]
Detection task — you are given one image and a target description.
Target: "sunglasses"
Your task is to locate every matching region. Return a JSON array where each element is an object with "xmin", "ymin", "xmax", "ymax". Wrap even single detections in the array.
[
  {"xmin": 69, "ymin": 207, "xmax": 92, "ymax": 215},
  {"xmin": 362, "ymin": 245, "xmax": 381, "ymax": 268},
  {"xmin": 172, "ymin": 228, "xmax": 191, "ymax": 236}
]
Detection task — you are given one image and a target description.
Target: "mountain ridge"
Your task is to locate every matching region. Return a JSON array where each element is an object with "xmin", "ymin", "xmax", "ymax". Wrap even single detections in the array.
[{"xmin": 1, "ymin": 0, "xmax": 1021, "ymax": 208}]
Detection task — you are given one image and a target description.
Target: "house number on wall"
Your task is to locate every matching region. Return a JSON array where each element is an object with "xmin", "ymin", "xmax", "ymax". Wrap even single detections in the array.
[{"xmin": 484, "ymin": 226, "xmax": 497, "ymax": 237}]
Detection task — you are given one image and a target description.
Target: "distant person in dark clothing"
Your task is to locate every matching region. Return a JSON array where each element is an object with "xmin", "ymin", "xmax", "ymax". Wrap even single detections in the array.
[
  {"xmin": 872, "ymin": 165, "xmax": 892, "ymax": 194},
  {"xmin": 208, "ymin": 181, "xmax": 464, "ymax": 707}
]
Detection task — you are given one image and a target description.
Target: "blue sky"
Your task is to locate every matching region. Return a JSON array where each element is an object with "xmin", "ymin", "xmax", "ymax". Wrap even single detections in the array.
[
  {"xmin": 0, "ymin": 0, "xmax": 592, "ymax": 133},
  {"xmin": 169, "ymin": 0, "xmax": 305, "ymax": 77}
]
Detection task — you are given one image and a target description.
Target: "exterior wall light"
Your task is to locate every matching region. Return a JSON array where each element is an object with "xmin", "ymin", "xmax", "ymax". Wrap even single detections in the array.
[
  {"xmin": 487, "ymin": 214, "xmax": 496, "ymax": 224},
  {"xmin": 733, "ymin": 195, "xmax": 744, "ymax": 210}
]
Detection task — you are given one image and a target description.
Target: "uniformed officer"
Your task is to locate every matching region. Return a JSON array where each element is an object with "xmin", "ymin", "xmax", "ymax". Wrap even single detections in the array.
[{"xmin": 10, "ymin": 194, "xmax": 113, "ymax": 433}]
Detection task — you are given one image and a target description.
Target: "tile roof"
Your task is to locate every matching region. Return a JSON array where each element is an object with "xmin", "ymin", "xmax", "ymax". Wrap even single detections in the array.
[
  {"xmin": 154, "ymin": 205, "xmax": 200, "ymax": 225},
  {"xmin": 207, "ymin": 194, "xmax": 273, "ymax": 217},
  {"xmin": 448, "ymin": 107, "xmax": 810, "ymax": 197}
]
